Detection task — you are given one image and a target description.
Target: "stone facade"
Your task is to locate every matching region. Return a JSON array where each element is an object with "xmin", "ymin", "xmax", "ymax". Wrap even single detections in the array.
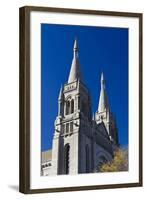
[{"xmin": 41, "ymin": 39, "xmax": 119, "ymax": 176}]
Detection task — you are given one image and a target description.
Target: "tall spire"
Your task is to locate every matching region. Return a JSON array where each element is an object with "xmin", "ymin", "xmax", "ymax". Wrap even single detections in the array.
[
  {"xmin": 68, "ymin": 39, "xmax": 82, "ymax": 83},
  {"xmin": 98, "ymin": 73, "xmax": 109, "ymax": 112}
]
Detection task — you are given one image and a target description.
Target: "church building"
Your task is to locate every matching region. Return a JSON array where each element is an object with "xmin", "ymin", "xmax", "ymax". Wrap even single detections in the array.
[{"xmin": 41, "ymin": 39, "xmax": 119, "ymax": 176}]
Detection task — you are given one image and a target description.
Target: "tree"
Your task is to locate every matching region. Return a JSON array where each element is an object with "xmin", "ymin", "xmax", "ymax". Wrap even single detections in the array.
[{"xmin": 99, "ymin": 148, "xmax": 128, "ymax": 172}]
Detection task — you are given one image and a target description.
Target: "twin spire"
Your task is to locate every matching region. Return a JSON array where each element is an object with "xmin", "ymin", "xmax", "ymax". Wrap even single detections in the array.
[
  {"xmin": 98, "ymin": 73, "xmax": 109, "ymax": 113},
  {"xmin": 68, "ymin": 39, "xmax": 82, "ymax": 83},
  {"xmin": 67, "ymin": 39, "xmax": 109, "ymax": 113}
]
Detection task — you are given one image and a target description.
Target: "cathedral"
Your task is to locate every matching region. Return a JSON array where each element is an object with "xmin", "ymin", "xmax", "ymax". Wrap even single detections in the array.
[{"xmin": 41, "ymin": 39, "xmax": 119, "ymax": 176}]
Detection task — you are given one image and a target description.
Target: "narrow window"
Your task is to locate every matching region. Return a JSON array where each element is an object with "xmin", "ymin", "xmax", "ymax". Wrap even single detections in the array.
[
  {"xmin": 64, "ymin": 144, "xmax": 70, "ymax": 174},
  {"xmin": 70, "ymin": 121, "xmax": 73, "ymax": 132},
  {"xmin": 62, "ymin": 124, "xmax": 65, "ymax": 133},
  {"xmin": 66, "ymin": 101, "xmax": 70, "ymax": 115},
  {"xmin": 71, "ymin": 99, "xmax": 74, "ymax": 113},
  {"xmin": 66, "ymin": 123, "xmax": 69, "ymax": 133}
]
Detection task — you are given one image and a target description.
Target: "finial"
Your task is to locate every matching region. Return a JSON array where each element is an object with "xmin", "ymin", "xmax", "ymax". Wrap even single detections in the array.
[
  {"xmin": 73, "ymin": 38, "xmax": 78, "ymax": 58},
  {"xmin": 101, "ymin": 72, "xmax": 105, "ymax": 89},
  {"xmin": 77, "ymin": 79, "xmax": 80, "ymax": 90},
  {"xmin": 101, "ymin": 72, "xmax": 104, "ymax": 81},
  {"xmin": 92, "ymin": 113, "xmax": 95, "ymax": 120},
  {"xmin": 58, "ymin": 85, "xmax": 63, "ymax": 100},
  {"xmin": 73, "ymin": 38, "xmax": 78, "ymax": 51}
]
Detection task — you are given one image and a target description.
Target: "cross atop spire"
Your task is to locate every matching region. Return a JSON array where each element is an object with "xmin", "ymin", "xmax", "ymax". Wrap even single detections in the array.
[
  {"xmin": 98, "ymin": 73, "xmax": 109, "ymax": 113},
  {"xmin": 68, "ymin": 39, "xmax": 82, "ymax": 83}
]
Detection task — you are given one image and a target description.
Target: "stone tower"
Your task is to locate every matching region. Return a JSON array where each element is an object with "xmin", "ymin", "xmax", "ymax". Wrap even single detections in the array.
[
  {"xmin": 41, "ymin": 39, "xmax": 119, "ymax": 176},
  {"xmin": 95, "ymin": 73, "xmax": 119, "ymax": 146},
  {"xmin": 51, "ymin": 39, "xmax": 93, "ymax": 175}
]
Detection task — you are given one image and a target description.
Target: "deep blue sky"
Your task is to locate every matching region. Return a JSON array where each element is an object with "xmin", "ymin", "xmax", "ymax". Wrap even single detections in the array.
[{"xmin": 41, "ymin": 23, "xmax": 128, "ymax": 151}]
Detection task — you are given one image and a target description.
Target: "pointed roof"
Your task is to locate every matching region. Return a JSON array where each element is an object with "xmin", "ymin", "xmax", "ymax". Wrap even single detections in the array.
[
  {"xmin": 68, "ymin": 39, "xmax": 82, "ymax": 83},
  {"xmin": 98, "ymin": 73, "xmax": 109, "ymax": 112},
  {"xmin": 58, "ymin": 85, "xmax": 63, "ymax": 100}
]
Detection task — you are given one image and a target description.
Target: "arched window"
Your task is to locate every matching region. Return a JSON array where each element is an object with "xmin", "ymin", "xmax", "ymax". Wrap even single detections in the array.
[
  {"xmin": 85, "ymin": 145, "xmax": 90, "ymax": 173},
  {"xmin": 64, "ymin": 144, "xmax": 70, "ymax": 174},
  {"xmin": 65, "ymin": 98, "xmax": 74, "ymax": 115},
  {"xmin": 71, "ymin": 99, "xmax": 74, "ymax": 113},
  {"xmin": 66, "ymin": 100, "xmax": 70, "ymax": 115}
]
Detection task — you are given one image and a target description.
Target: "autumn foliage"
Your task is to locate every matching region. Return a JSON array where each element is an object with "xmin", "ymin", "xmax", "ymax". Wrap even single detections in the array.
[{"xmin": 99, "ymin": 148, "xmax": 128, "ymax": 172}]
